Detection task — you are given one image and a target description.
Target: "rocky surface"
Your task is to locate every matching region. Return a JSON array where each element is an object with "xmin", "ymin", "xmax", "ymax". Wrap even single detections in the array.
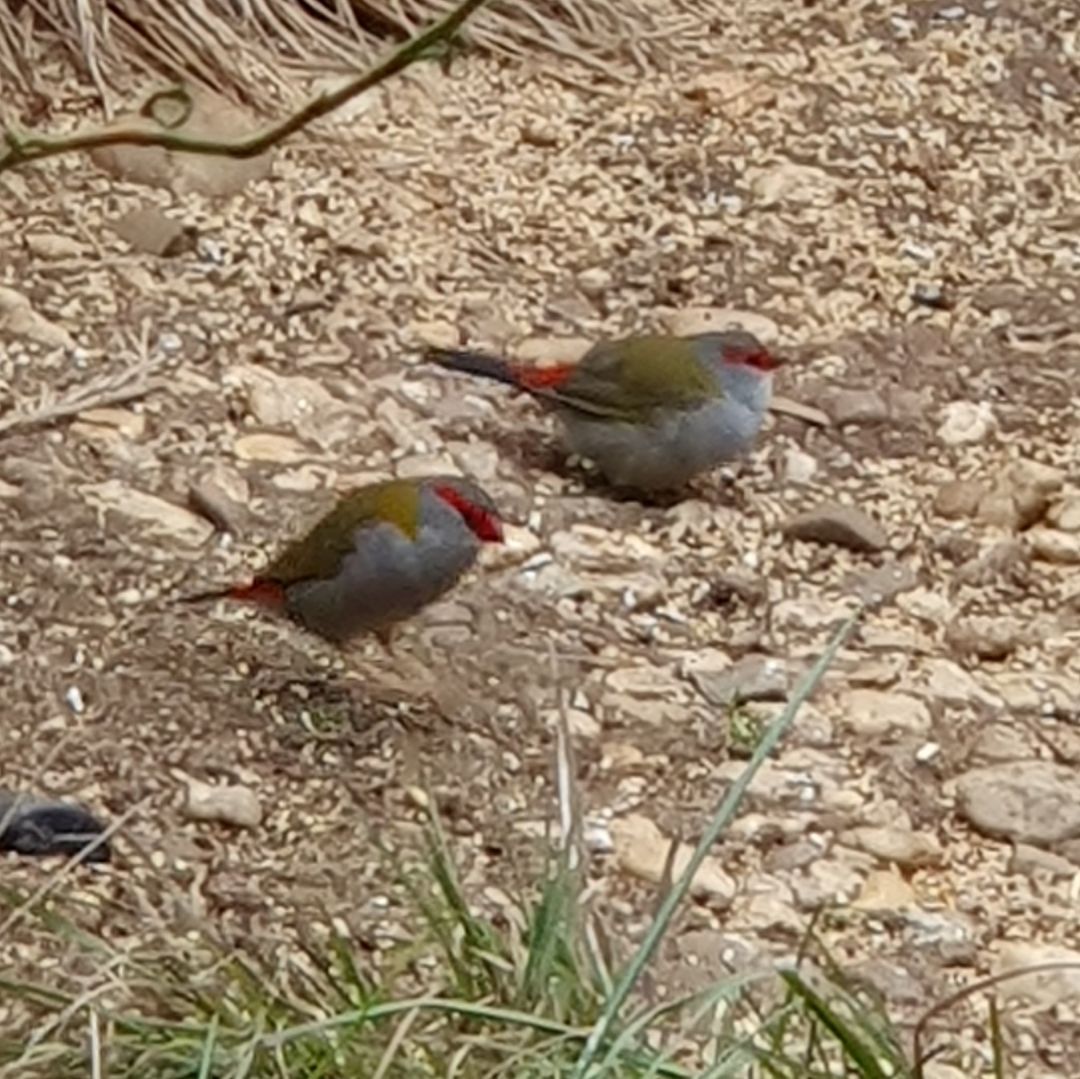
[{"xmin": 1, "ymin": 1, "xmax": 1079, "ymax": 1073}]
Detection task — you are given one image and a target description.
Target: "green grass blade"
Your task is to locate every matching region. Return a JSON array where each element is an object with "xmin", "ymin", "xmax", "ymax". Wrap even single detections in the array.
[
  {"xmin": 519, "ymin": 858, "xmax": 578, "ymax": 1008},
  {"xmin": 698, "ymin": 1001, "xmax": 803, "ymax": 1079},
  {"xmin": 778, "ymin": 969, "xmax": 894, "ymax": 1079},
  {"xmin": 572, "ymin": 611, "xmax": 861, "ymax": 1077},
  {"xmin": 799, "ymin": 933, "xmax": 909, "ymax": 1070},
  {"xmin": 196, "ymin": 1015, "xmax": 219, "ymax": 1079}
]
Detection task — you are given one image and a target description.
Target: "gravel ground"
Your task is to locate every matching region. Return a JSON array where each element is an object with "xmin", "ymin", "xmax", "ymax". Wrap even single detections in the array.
[{"xmin": 1, "ymin": 1, "xmax": 1079, "ymax": 1073}]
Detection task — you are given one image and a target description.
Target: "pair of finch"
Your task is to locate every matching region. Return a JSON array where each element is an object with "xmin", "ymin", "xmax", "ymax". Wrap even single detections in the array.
[{"xmin": 190, "ymin": 330, "xmax": 782, "ymax": 643}]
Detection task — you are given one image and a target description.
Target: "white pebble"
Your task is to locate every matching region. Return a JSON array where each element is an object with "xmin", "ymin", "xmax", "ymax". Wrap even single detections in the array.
[
  {"xmin": 184, "ymin": 779, "xmax": 262, "ymax": 829},
  {"xmin": 937, "ymin": 400, "xmax": 996, "ymax": 445},
  {"xmin": 902, "ymin": 240, "xmax": 935, "ymax": 262},
  {"xmin": 584, "ymin": 820, "xmax": 614, "ymax": 853},
  {"xmin": 782, "ymin": 447, "xmax": 818, "ymax": 485}
]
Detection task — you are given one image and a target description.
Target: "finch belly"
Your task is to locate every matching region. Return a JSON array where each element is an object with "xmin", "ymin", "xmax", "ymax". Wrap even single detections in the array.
[
  {"xmin": 284, "ymin": 523, "xmax": 479, "ymax": 643},
  {"xmin": 560, "ymin": 400, "xmax": 761, "ymax": 491}
]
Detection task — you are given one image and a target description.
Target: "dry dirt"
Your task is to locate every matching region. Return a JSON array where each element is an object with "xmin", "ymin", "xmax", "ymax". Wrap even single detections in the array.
[{"xmin": 1, "ymin": 0, "xmax": 1080, "ymax": 1074}]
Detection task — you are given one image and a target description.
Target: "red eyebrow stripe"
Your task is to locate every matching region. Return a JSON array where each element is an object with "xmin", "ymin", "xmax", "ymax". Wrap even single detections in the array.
[
  {"xmin": 512, "ymin": 363, "xmax": 575, "ymax": 390},
  {"xmin": 433, "ymin": 486, "xmax": 504, "ymax": 543},
  {"xmin": 734, "ymin": 349, "xmax": 782, "ymax": 371}
]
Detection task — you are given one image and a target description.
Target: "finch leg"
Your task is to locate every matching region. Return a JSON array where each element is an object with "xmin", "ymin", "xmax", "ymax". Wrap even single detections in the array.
[
  {"xmin": 715, "ymin": 467, "xmax": 748, "ymax": 509},
  {"xmin": 366, "ymin": 628, "xmax": 438, "ymax": 701},
  {"xmin": 373, "ymin": 626, "xmax": 397, "ymax": 657}
]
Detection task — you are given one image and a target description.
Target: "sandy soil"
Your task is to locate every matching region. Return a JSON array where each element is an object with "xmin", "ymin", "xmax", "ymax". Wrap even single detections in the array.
[{"xmin": 1, "ymin": 1, "xmax": 1079, "ymax": 1072}]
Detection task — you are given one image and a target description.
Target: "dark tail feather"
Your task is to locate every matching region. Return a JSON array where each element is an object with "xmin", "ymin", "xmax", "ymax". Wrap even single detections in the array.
[
  {"xmin": 424, "ymin": 346, "xmax": 520, "ymax": 388},
  {"xmin": 177, "ymin": 587, "xmax": 233, "ymax": 605},
  {"xmin": 176, "ymin": 580, "xmax": 284, "ymax": 607}
]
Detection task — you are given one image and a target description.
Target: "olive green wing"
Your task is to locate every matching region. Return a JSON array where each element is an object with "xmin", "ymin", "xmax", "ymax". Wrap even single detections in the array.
[
  {"xmin": 263, "ymin": 480, "xmax": 421, "ymax": 585},
  {"xmin": 547, "ymin": 335, "xmax": 722, "ymax": 421}
]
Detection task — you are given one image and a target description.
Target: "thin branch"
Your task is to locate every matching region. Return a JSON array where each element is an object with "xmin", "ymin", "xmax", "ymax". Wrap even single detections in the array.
[
  {"xmin": 770, "ymin": 394, "xmax": 831, "ymax": 427},
  {"xmin": 913, "ymin": 961, "xmax": 1080, "ymax": 1076},
  {"xmin": 0, "ymin": 0, "xmax": 489, "ymax": 174}
]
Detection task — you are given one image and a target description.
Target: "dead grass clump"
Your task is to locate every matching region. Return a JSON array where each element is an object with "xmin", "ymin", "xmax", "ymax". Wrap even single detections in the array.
[{"xmin": 1, "ymin": 0, "xmax": 709, "ymax": 111}]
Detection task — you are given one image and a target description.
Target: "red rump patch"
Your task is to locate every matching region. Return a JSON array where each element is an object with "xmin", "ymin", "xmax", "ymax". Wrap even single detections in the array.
[
  {"xmin": 512, "ymin": 363, "xmax": 574, "ymax": 391},
  {"xmin": 434, "ymin": 486, "xmax": 504, "ymax": 543},
  {"xmin": 228, "ymin": 579, "xmax": 287, "ymax": 608}
]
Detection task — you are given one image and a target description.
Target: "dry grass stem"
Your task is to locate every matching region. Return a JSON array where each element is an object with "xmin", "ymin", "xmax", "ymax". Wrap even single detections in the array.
[
  {"xmin": 1, "ymin": 0, "xmax": 490, "ymax": 173},
  {"xmin": 0, "ymin": 327, "xmax": 165, "ymax": 437}
]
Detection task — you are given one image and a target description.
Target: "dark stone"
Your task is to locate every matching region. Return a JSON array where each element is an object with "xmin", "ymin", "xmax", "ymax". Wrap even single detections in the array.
[{"xmin": 0, "ymin": 794, "xmax": 111, "ymax": 862}]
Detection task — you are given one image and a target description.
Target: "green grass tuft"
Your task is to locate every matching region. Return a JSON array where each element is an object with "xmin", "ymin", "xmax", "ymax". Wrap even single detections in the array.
[{"xmin": 0, "ymin": 612, "xmax": 1037, "ymax": 1077}]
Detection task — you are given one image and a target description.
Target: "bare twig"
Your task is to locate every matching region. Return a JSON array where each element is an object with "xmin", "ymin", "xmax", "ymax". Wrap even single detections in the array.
[
  {"xmin": 912, "ymin": 961, "xmax": 1080, "ymax": 1076},
  {"xmin": 0, "ymin": 0, "xmax": 489, "ymax": 174},
  {"xmin": 769, "ymin": 395, "xmax": 831, "ymax": 427},
  {"xmin": 0, "ymin": 324, "xmax": 164, "ymax": 438},
  {"xmin": 371, "ymin": 1007, "xmax": 422, "ymax": 1079},
  {"xmin": 550, "ymin": 643, "xmax": 583, "ymax": 873}
]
